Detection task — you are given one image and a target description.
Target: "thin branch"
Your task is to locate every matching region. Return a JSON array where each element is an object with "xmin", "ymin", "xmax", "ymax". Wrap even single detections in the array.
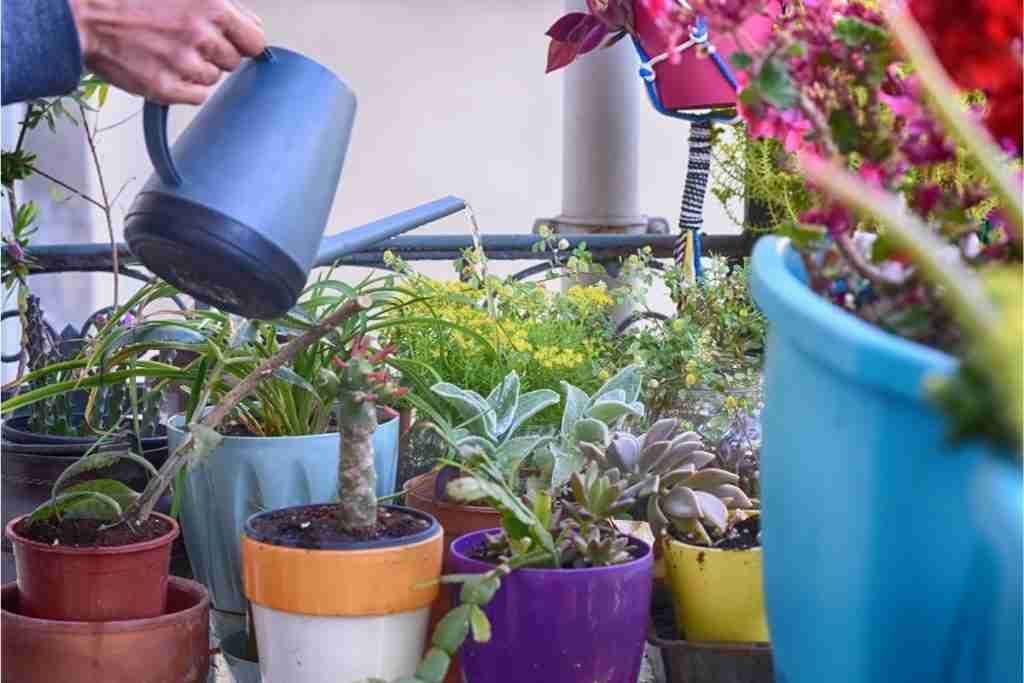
[
  {"xmin": 95, "ymin": 107, "xmax": 143, "ymax": 135},
  {"xmin": 79, "ymin": 103, "xmax": 119, "ymax": 308},
  {"xmin": 127, "ymin": 295, "xmax": 372, "ymax": 522},
  {"xmin": 25, "ymin": 165, "xmax": 106, "ymax": 211}
]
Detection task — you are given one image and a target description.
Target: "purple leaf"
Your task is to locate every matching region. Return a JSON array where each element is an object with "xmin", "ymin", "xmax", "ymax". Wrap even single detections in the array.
[
  {"xmin": 579, "ymin": 23, "xmax": 610, "ymax": 54},
  {"xmin": 546, "ymin": 12, "xmax": 591, "ymax": 41},
  {"xmin": 546, "ymin": 39, "xmax": 582, "ymax": 73}
]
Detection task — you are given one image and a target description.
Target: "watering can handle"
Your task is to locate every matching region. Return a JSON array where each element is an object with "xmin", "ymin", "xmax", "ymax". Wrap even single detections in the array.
[{"xmin": 143, "ymin": 49, "xmax": 277, "ymax": 187}]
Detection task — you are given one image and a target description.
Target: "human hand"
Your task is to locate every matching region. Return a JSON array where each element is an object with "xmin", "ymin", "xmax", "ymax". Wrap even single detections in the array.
[{"xmin": 68, "ymin": 0, "xmax": 266, "ymax": 105}]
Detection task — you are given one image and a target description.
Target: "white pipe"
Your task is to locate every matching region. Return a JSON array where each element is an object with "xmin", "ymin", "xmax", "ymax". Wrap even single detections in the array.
[{"xmin": 558, "ymin": 0, "xmax": 644, "ymax": 231}]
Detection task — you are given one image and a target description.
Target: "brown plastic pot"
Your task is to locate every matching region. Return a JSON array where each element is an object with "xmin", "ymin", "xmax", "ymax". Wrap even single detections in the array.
[
  {"xmin": 404, "ymin": 470, "xmax": 501, "ymax": 683},
  {"xmin": 5, "ymin": 512, "xmax": 179, "ymax": 621},
  {"xmin": 2, "ymin": 576, "xmax": 210, "ymax": 683}
]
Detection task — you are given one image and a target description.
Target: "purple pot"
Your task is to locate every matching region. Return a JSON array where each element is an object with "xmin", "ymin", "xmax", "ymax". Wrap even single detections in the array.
[{"xmin": 448, "ymin": 528, "xmax": 653, "ymax": 683}]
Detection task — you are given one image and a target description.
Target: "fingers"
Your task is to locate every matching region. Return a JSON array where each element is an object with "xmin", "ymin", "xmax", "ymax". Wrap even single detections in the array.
[
  {"xmin": 156, "ymin": 79, "xmax": 210, "ymax": 106},
  {"xmin": 179, "ymin": 50, "xmax": 223, "ymax": 86},
  {"xmin": 214, "ymin": 0, "xmax": 267, "ymax": 58},
  {"xmin": 198, "ymin": 33, "xmax": 243, "ymax": 72}
]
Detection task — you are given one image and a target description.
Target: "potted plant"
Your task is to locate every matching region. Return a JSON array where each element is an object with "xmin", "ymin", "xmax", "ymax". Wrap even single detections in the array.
[
  {"xmin": 689, "ymin": 2, "xmax": 1022, "ymax": 682},
  {"xmin": 3, "ymin": 292, "xmax": 373, "ymax": 680},
  {"xmin": 440, "ymin": 455, "xmax": 654, "ymax": 683},
  {"xmin": 164, "ymin": 274, "xmax": 405, "ymax": 639},
  {"xmin": 581, "ymin": 418, "xmax": 766, "ymax": 643},
  {"xmin": 240, "ymin": 336, "xmax": 443, "ymax": 683}
]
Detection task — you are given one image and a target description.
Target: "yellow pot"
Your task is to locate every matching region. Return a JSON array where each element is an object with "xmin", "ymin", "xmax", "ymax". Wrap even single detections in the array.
[{"xmin": 662, "ymin": 536, "xmax": 769, "ymax": 642}]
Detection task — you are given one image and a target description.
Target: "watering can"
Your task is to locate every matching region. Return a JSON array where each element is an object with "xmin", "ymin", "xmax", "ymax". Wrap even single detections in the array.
[{"xmin": 125, "ymin": 47, "xmax": 464, "ymax": 320}]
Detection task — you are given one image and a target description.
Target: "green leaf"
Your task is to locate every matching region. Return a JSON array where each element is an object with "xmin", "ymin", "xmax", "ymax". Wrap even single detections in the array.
[
  {"xmin": 828, "ymin": 109, "xmax": 861, "ymax": 154},
  {"xmin": 431, "ymin": 604, "xmax": 471, "ymax": 653},
  {"xmin": 592, "ymin": 365, "xmax": 642, "ymax": 405},
  {"xmin": 414, "ymin": 647, "xmax": 450, "ymax": 683},
  {"xmin": 485, "ymin": 372, "xmax": 520, "ymax": 438},
  {"xmin": 730, "ymin": 52, "xmax": 752, "ymax": 69},
  {"xmin": 97, "ymin": 83, "xmax": 109, "ymax": 107},
  {"xmin": 29, "ymin": 479, "xmax": 138, "ymax": 522},
  {"xmin": 754, "ymin": 59, "xmax": 797, "ymax": 110},
  {"xmin": 271, "ymin": 366, "xmax": 318, "ymax": 395},
  {"xmin": 560, "ymin": 382, "xmax": 589, "ymax": 436},
  {"xmin": 52, "ymin": 449, "xmax": 157, "ymax": 501},
  {"xmin": 776, "ymin": 220, "xmax": 826, "ymax": 249},
  {"xmin": 460, "ymin": 576, "xmax": 500, "ymax": 605},
  {"xmin": 833, "ymin": 16, "xmax": 889, "ymax": 48},
  {"xmin": 588, "ymin": 398, "xmax": 644, "ymax": 425},
  {"xmin": 469, "ymin": 605, "xmax": 492, "ymax": 643},
  {"xmin": 573, "ymin": 418, "xmax": 610, "ymax": 446},
  {"xmin": 431, "ymin": 383, "xmax": 497, "ymax": 440},
  {"xmin": 493, "ymin": 435, "xmax": 550, "ymax": 481},
  {"xmin": 505, "ymin": 389, "xmax": 559, "ymax": 438}
]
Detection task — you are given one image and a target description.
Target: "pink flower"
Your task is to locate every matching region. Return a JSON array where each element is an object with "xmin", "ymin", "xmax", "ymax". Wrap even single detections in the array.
[
  {"xmin": 879, "ymin": 91, "xmax": 918, "ymax": 119},
  {"xmin": 857, "ymin": 162, "xmax": 886, "ymax": 188}
]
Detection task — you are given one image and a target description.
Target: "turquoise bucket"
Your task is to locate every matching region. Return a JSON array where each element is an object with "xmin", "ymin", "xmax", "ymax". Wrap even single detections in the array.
[
  {"xmin": 167, "ymin": 414, "xmax": 400, "ymax": 635},
  {"xmin": 750, "ymin": 236, "xmax": 1021, "ymax": 683}
]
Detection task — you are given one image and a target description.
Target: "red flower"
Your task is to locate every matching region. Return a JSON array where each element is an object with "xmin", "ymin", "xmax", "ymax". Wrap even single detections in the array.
[{"xmin": 909, "ymin": 0, "xmax": 1023, "ymax": 153}]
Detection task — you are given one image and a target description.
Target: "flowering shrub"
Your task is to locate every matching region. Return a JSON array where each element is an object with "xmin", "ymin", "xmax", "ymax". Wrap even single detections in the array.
[
  {"xmin": 382, "ymin": 255, "xmax": 621, "ymax": 428},
  {"xmin": 669, "ymin": 0, "xmax": 1021, "ymax": 452}
]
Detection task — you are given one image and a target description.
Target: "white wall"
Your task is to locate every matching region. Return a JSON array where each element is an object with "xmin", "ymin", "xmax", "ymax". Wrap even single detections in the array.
[{"xmin": 2, "ymin": 0, "xmax": 743, "ymax": 371}]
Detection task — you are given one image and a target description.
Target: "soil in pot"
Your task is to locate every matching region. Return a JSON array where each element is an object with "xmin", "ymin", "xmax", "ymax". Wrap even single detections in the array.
[
  {"xmin": 14, "ymin": 515, "xmax": 173, "ymax": 547},
  {"xmin": 247, "ymin": 505, "xmax": 432, "ymax": 546}
]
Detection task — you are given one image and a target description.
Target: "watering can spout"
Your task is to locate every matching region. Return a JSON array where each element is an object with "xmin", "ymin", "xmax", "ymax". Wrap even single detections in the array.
[{"xmin": 314, "ymin": 196, "xmax": 466, "ymax": 268}]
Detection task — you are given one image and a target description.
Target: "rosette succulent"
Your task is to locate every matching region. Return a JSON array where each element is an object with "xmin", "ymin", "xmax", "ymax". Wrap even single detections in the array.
[{"xmin": 580, "ymin": 417, "xmax": 756, "ymax": 545}]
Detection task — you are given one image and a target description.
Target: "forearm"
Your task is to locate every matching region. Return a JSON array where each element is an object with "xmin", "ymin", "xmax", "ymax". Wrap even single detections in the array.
[{"xmin": 1, "ymin": 0, "xmax": 84, "ymax": 104}]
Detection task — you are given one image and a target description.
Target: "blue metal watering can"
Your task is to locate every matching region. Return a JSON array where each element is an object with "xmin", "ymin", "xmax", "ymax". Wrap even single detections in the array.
[{"xmin": 125, "ymin": 47, "xmax": 463, "ymax": 320}]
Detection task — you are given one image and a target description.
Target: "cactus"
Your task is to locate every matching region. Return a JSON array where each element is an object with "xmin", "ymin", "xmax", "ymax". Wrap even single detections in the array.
[
  {"xmin": 548, "ymin": 364, "xmax": 646, "ymax": 488},
  {"xmin": 580, "ymin": 417, "xmax": 756, "ymax": 546},
  {"xmin": 332, "ymin": 337, "xmax": 408, "ymax": 538}
]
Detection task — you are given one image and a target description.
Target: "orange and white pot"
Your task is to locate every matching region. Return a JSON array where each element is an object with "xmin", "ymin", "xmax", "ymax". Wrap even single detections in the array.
[{"xmin": 240, "ymin": 504, "xmax": 443, "ymax": 682}]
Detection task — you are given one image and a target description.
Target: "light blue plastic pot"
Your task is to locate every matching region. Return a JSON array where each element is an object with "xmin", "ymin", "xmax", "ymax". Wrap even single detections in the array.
[
  {"xmin": 750, "ymin": 236, "xmax": 1021, "ymax": 683},
  {"xmin": 167, "ymin": 414, "xmax": 399, "ymax": 639}
]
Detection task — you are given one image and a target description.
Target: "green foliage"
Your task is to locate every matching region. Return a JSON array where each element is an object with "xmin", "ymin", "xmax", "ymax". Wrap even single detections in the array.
[
  {"xmin": 431, "ymin": 370, "xmax": 558, "ymax": 493},
  {"xmin": 545, "ymin": 365, "xmax": 646, "ymax": 489},
  {"xmin": 382, "ymin": 251, "xmax": 622, "ymax": 429}
]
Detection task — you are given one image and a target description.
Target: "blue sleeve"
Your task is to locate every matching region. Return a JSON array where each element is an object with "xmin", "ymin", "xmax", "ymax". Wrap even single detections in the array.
[{"xmin": 2, "ymin": 0, "xmax": 84, "ymax": 104}]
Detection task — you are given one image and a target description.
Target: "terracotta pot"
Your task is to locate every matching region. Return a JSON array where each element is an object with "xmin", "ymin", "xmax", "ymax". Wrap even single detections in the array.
[
  {"xmin": 0, "ymin": 437, "xmax": 188, "ymax": 584},
  {"xmin": 5, "ymin": 512, "xmax": 179, "ymax": 621},
  {"xmin": 404, "ymin": 470, "xmax": 501, "ymax": 683},
  {"xmin": 1, "ymin": 576, "xmax": 209, "ymax": 683}
]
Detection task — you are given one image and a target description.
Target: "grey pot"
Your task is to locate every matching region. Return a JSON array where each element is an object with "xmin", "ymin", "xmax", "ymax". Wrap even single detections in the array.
[{"xmin": 167, "ymin": 414, "xmax": 400, "ymax": 630}]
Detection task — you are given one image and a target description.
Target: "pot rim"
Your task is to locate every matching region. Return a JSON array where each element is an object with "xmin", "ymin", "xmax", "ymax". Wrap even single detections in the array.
[
  {"xmin": 450, "ymin": 527, "xmax": 653, "ymax": 575},
  {"xmin": 750, "ymin": 236, "xmax": 956, "ymax": 401},
  {"xmin": 662, "ymin": 535, "xmax": 762, "ymax": 555},
  {"xmin": 4, "ymin": 512, "xmax": 180, "ymax": 556},
  {"xmin": 1, "ymin": 576, "xmax": 208, "ymax": 633},
  {"xmin": 243, "ymin": 503, "xmax": 440, "ymax": 551},
  {"xmin": 403, "ymin": 470, "xmax": 498, "ymax": 515},
  {"xmin": 166, "ymin": 412, "xmax": 398, "ymax": 442},
  {"xmin": 2, "ymin": 414, "xmax": 168, "ymax": 447}
]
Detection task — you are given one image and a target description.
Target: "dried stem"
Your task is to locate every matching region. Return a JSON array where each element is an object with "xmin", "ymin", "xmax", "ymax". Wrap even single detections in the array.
[
  {"xmin": 79, "ymin": 103, "xmax": 119, "ymax": 307},
  {"xmin": 24, "ymin": 165, "xmax": 106, "ymax": 212},
  {"xmin": 126, "ymin": 296, "xmax": 372, "ymax": 523}
]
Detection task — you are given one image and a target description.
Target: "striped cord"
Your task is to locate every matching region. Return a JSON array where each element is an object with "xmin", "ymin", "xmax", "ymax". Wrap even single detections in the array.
[{"xmin": 674, "ymin": 119, "xmax": 714, "ymax": 276}]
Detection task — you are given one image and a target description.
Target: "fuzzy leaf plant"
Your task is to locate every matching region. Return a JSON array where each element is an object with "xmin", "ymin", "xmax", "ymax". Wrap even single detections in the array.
[
  {"xmin": 580, "ymin": 417, "xmax": 757, "ymax": 546},
  {"xmin": 547, "ymin": 364, "xmax": 646, "ymax": 489},
  {"xmin": 429, "ymin": 371, "xmax": 559, "ymax": 501}
]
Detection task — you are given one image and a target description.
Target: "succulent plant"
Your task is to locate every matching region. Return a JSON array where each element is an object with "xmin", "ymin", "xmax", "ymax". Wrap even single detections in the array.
[
  {"xmin": 580, "ymin": 417, "xmax": 756, "ymax": 546},
  {"xmin": 432, "ymin": 371, "xmax": 559, "ymax": 499},
  {"xmin": 547, "ymin": 364, "xmax": 646, "ymax": 488}
]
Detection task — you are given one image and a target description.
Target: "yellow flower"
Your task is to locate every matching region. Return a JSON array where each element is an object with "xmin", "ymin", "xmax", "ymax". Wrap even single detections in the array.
[
  {"xmin": 685, "ymin": 373, "xmax": 698, "ymax": 387},
  {"xmin": 724, "ymin": 395, "xmax": 739, "ymax": 410},
  {"xmin": 598, "ymin": 369, "xmax": 611, "ymax": 381}
]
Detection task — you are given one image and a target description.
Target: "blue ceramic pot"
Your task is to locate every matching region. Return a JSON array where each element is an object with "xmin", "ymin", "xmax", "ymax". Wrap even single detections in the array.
[
  {"xmin": 750, "ymin": 236, "xmax": 1021, "ymax": 683},
  {"xmin": 167, "ymin": 414, "xmax": 399, "ymax": 637}
]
